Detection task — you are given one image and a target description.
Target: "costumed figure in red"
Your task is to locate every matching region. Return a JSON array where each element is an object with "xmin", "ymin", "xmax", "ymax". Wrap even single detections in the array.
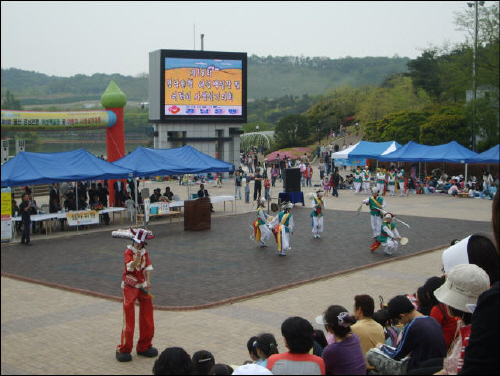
[{"xmin": 114, "ymin": 227, "xmax": 158, "ymax": 362}]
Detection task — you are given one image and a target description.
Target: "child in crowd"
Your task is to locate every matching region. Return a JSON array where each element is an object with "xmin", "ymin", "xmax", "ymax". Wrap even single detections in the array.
[
  {"xmin": 254, "ymin": 333, "xmax": 279, "ymax": 368},
  {"xmin": 322, "ymin": 178, "xmax": 330, "ymax": 197},
  {"xmin": 264, "ymin": 177, "xmax": 271, "ymax": 200}
]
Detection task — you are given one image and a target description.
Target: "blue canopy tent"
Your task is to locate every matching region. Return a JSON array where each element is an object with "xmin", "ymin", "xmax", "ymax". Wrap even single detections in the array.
[
  {"xmin": 378, "ymin": 141, "xmax": 478, "ymax": 163},
  {"xmin": 1, "ymin": 149, "xmax": 134, "ymax": 188},
  {"xmin": 378, "ymin": 141, "xmax": 478, "ymax": 181},
  {"xmin": 112, "ymin": 145, "xmax": 235, "ymax": 177},
  {"xmin": 465, "ymin": 144, "xmax": 499, "ymax": 164},
  {"xmin": 345, "ymin": 140, "xmax": 402, "ymax": 160},
  {"xmin": 113, "ymin": 145, "xmax": 235, "ymax": 202},
  {"xmin": 331, "ymin": 141, "xmax": 401, "ymax": 160}
]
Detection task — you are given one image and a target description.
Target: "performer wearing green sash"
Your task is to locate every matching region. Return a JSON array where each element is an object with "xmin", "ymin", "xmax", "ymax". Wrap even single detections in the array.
[
  {"xmin": 253, "ymin": 198, "xmax": 273, "ymax": 248},
  {"xmin": 362, "ymin": 187, "xmax": 386, "ymax": 248},
  {"xmin": 269, "ymin": 201, "xmax": 294, "ymax": 256},
  {"xmin": 362, "ymin": 165, "xmax": 371, "ymax": 194},
  {"xmin": 354, "ymin": 166, "xmax": 362, "ymax": 194},
  {"xmin": 376, "ymin": 168, "xmax": 386, "ymax": 195},
  {"xmin": 387, "ymin": 167, "xmax": 396, "ymax": 196},
  {"xmin": 310, "ymin": 190, "xmax": 325, "ymax": 239},
  {"xmin": 397, "ymin": 168, "xmax": 406, "ymax": 196},
  {"xmin": 375, "ymin": 213, "xmax": 401, "ymax": 256}
]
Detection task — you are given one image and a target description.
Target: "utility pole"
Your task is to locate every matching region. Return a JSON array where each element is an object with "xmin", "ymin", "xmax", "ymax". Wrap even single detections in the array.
[
  {"xmin": 201, "ymin": 34, "xmax": 204, "ymax": 51},
  {"xmin": 468, "ymin": 1, "xmax": 484, "ymax": 151}
]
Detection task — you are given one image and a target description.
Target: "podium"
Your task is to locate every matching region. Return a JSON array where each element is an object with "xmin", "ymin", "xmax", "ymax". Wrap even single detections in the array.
[{"xmin": 184, "ymin": 198, "xmax": 211, "ymax": 231}]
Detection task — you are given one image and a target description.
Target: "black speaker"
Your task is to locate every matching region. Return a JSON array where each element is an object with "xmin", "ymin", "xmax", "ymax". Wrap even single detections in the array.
[{"xmin": 283, "ymin": 168, "xmax": 301, "ymax": 192}]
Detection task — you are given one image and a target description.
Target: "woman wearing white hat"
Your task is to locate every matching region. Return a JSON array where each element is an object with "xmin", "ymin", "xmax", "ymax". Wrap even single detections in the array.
[{"xmin": 408, "ymin": 264, "xmax": 490, "ymax": 375}]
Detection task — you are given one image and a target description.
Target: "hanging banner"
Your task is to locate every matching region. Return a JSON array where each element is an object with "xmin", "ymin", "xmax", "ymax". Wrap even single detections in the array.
[
  {"xmin": 1, "ymin": 110, "xmax": 117, "ymax": 131},
  {"xmin": 335, "ymin": 158, "xmax": 367, "ymax": 167},
  {"xmin": 66, "ymin": 210, "xmax": 100, "ymax": 226},
  {"xmin": 1, "ymin": 188, "xmax": 13, "ymax": 242}
]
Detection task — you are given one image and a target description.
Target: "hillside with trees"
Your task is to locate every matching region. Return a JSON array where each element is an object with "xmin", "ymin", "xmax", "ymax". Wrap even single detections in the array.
[{"xmin": 1, "ymin": 55, "xmax": 409, "ymax": 104}]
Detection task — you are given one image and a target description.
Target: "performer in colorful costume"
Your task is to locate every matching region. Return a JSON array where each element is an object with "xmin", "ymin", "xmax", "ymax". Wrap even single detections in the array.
[
  {"xmin": 114, "ymin": 228, "xmax": 158, "ymax": 362},
  {"xmin": 253, "ymin": 198, "xmax": 273, "ymax": 248},
  {"xmin": 387, "ymin": 167, "xmax": 396, "ymax": 196},
  {"xmin": 309, "ymin": 190, "xmax": 325, "ymax": 239},
  {"xmin": 397, "ymin": 168, "xmax": 406, "ymax": 196},
  {"xmin": 373, "ymin": 213, "xmax": 401, "ymax": 255},
  {"xmin": 376, "ymin": 168, "xmax": 386, "ymax": 195},
  {"xmin": 362, "ymin": 165, "xmax": 371, "ymax": 194},
  {"xmin": 362, "ymin": 187, "xmax": 386, "ymax": 249},
  {"xmin": 354, "ymin": 166, "xmax": 362, "ymax": 194},
  {"xmin": 270, "ymin": 201, "xmax": 294, "ymax": 256}
]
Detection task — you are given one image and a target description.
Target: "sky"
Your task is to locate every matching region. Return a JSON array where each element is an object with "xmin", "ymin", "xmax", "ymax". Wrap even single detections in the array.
[{"xmin": 1, "ymin": 1, "xmax": 472, "ymax": 78}]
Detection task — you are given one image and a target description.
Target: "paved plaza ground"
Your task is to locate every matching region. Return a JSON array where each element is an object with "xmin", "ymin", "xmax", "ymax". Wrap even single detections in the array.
[{"xmin": 1, "ymin": 177, "xmax": 495, "ymax": 375}]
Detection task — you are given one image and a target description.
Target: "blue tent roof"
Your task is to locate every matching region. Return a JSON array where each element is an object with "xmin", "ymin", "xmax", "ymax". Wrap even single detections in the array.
[
  {"xmin": 347, "ymin": 140, "xmax": 402, "ymax": 159},
  {"xmin": 466, "ymin": 144, "xmax": 499, "ymax": 164},
  {"xmin": 1, "ymin": 149, "xmax": 134, "ymax": 187},
  {"xmin": 331, "ymin": 141, "xmax": 401, "ymax": 160},
  {"xmin": 378, "ymin": 141, "xmax": 478, "ymax": 163},
  {"xmin": 112, "ymin": 145, "xmax": 235, "ymax": 177}
]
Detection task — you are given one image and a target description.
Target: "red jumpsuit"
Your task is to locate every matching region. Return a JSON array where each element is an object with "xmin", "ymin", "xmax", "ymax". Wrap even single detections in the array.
[{"xmin": 116, "ymin": 245, "xmax": 154, "ymax": 354}]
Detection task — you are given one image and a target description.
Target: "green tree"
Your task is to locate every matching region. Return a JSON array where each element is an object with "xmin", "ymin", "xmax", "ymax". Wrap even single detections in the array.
[
  {"xmin": 356, "ymin": 76, "xmax": 431, "ymax": 126},
  {"xmin": 1, "ymin": 89, "xmax": 23, "ymax": 110},
  {"xmin": 465, "ymin": 95, "xmax": 499, "ymax": 151},
  {"xmin": 419, "ymin": 105, "xmax": 469, "ymax": 146},
  {"xmin": 274, "ymin": 114, "xmax": 310, "ymax": 147},
  {"xmin": 407, "ymin": 50, "xmax": 442, "ymax": 99},
  {"xmin": 364, "ymin": 111, "xmax": 426, "ymax": 144}
]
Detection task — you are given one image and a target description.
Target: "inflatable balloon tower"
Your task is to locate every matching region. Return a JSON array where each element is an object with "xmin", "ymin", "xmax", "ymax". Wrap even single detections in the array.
[{"xmin": 101, "ymin": 81, "xmax": 127, "ymax": 207}]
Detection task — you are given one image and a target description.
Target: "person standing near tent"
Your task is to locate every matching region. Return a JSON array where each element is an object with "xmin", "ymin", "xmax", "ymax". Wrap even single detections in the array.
[
  {"xmin": 397, "ymin": 168, "xmax": 406, "ymax": 196},
  {"xmin": 253, "ymin": 198, "xmax": 273, "ymax": 248},
  {"xmin": 269, "ymin": 202, "xmax": 294, "ymax": 256},
  {"xmin": 362, "ymin": 165, "xmax": 371, "ymax": 194},
  {"xmin": 354, "ymin": 166, "xmax": 362, "ymax": 194},
  {"xmin": 19, "ymin": 193, "xmax": 33, "ymax": 246},
  {"xmin": 362, "ymin": 187, "xmax": 386, "ymax": 249},
  {"xmin": 387, "ymin": 167, "xmax": 396, "ymax": 196}
]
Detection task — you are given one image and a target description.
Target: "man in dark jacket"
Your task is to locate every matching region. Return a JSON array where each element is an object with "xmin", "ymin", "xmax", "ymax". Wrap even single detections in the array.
[{"xmin": 19, "ymin": 193, "xmax": 33, "ymax": 245}]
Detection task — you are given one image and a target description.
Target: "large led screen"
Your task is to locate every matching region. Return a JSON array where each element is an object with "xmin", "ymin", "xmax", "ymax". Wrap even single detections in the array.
[{"xmin": 151, "ymin": 50, "xmax": 247, "ymax": 122}]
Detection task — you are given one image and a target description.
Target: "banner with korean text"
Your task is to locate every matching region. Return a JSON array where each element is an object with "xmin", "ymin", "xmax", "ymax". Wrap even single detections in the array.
[{"xmin": 66, "ymin": 210, "xmax": 100, "ymax": 226}]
